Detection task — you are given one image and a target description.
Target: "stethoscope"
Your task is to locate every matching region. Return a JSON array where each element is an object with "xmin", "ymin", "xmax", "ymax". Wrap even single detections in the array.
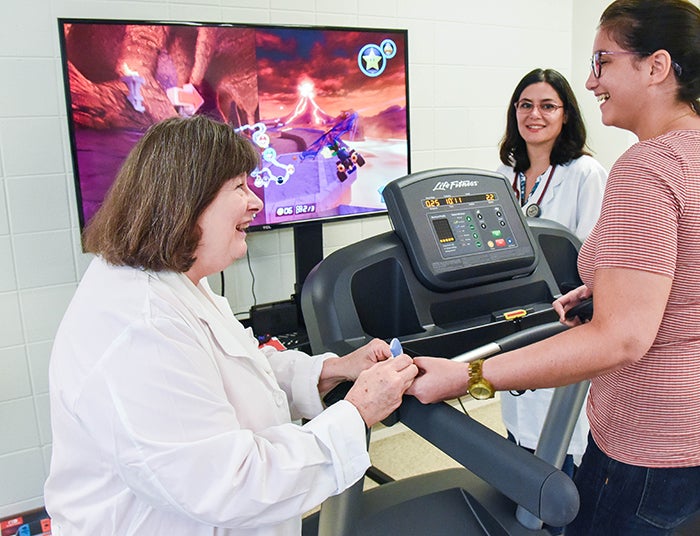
[{"xmin": 511, "ymin": 165, "xmax": 556, "ymax": 218}]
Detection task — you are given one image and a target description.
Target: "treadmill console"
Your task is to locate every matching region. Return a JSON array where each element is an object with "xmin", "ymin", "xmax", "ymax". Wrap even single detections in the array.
[{"xmin": 383, "ymin": 168, "xmax": 538, "ymax": 291}]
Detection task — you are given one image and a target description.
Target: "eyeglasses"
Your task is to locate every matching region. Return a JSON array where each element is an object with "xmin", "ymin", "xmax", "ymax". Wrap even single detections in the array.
[
  {"xmin": 514, "ymin": 100, "xmax": 564, "ymax": 116},
  {"xmin": 590, "ymin": 50, "xmax": 683, "ymax": 78},
  {"xmin": 590, "ymin": 51, "xmax": 642, "ymax": 78}
]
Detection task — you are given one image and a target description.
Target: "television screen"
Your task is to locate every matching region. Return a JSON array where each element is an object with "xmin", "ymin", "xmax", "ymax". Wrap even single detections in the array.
[{"xmin": 58, "ymin": 19, "xmax": 410, "ymax": 232}]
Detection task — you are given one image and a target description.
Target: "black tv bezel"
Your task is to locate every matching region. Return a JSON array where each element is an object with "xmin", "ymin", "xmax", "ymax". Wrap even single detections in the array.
[{"xmin": 57, "ymin": 17, "xmax": 412, "ymax": 235}]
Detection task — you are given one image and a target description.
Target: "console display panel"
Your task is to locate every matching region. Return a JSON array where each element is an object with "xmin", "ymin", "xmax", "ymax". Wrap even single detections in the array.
[
  {"xmin": 384, "ymin": 169, "xmax": 537, "ymax": 290},
  {"xmin": 58, "ymin": 19, "xmax": 410, "ymax": 231}
]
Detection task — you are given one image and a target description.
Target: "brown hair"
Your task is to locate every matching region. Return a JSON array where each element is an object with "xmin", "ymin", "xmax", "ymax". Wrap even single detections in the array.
[
  {"xmin": 83, "ymin": 115, "xmax": 260, "ymax": 271},
  {"xmin": 599, "ymin": 0, "xmax": 700, "ymax": 113},
  {"xmin": 499, "ymin": 68, "xmax": 590, "ymax": 172}
]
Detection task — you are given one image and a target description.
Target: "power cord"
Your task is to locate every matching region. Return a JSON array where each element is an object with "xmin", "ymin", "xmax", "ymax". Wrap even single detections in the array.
[
  {"xmin": 246, "ymin": 249, "xmax": 257, "ymax": 306},
  {"xmin": 456, "ymin": 397, "xmax": 469, "ymax": 415}
]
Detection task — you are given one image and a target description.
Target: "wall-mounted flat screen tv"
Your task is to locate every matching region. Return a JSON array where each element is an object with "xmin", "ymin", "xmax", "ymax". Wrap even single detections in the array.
[{"xmin": 58, "ymin": 18, "xmax": 410, "ymax": 232}]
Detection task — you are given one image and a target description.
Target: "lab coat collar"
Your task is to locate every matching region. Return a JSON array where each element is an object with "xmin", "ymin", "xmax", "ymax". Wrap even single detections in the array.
[
  {"xmin": 152, "ymin": 270, "xmax": 262, "ymax": 362},
  {"xmin": 536, "ymin": 164, "xmax": 567, "ymax": 205}
]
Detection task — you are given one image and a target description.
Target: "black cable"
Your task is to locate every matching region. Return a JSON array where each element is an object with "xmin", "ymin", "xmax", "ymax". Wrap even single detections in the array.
[
  {"xmin": 457, "ymin": 397, "xmax": 468, "ymax": 414},
  {"xmin": 246, "ymin": 249, "xmax": 257, "ymax": 306},
  {"xmin": 219, "ymin": 271, "xmax": 225, "ymax": 296}
]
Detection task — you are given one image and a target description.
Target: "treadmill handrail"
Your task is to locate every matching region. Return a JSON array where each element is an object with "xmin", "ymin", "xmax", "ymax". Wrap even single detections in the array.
[
  {"xmin": 438, "ymin": 320, "xmax": 584, "ymax": 527},
  {"xmin": 398, "ymin": 397, "xmax": 580, "ymax": 527},
  {"xmin": 451, "ymin": 321, "xmax": 569, "ymax": 363}
]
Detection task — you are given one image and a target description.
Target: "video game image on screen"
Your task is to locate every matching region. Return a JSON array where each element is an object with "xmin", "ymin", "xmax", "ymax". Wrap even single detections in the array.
[{"xmin": 59, "ymin": 20, "xmax": 410, "ymax": 231}]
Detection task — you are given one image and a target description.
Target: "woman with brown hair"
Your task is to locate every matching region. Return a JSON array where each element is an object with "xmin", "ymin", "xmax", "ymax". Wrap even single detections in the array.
[
  {"xmin": 44, "ymin": 115, "xmax": 417, "ymax": 535},
  {"xmin": 408, "ymin": 1, "xmax": 700, "ymax": 533}
]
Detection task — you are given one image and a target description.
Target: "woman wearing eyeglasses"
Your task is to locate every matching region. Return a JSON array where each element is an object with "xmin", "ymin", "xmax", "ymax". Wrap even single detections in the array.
[
  {"xmin": 498, "ymin": 68, "xmax": 607, "ymax": 237},
  {"xmin": 496, "ymin": 69, "xmax": 607, "ymax": 498},
  {"xmin": 407, "ymin": 1, "xmax": 700, "ymax": 533}
]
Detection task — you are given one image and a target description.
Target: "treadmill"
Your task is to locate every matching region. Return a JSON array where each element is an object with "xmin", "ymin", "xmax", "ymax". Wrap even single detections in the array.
[{"xmin": 300, "ymin": 168, "xmax": 589, "ymax": 535}]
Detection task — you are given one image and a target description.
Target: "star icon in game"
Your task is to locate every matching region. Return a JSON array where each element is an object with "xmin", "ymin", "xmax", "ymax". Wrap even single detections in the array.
[{"xmin": 362, "ymin": 47, "xmax": 383, "ymax": 71}]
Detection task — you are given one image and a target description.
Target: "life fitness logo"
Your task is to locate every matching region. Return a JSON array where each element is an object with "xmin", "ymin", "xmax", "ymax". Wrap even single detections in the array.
[{"xmin": 432, "ymin": 179, "xmax": 478, "ymax": 191}]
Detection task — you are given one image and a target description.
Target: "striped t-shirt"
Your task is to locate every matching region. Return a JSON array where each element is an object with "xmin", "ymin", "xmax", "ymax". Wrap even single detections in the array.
[{"xmin": 578, "ymin": 129, "xmax": 700, "ymax": 468}]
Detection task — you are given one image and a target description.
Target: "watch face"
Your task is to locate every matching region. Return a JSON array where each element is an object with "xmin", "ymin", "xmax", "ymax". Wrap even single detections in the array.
[{"xmin": 470, "ymin": 383, "xmax": 494, "ymax": 400}]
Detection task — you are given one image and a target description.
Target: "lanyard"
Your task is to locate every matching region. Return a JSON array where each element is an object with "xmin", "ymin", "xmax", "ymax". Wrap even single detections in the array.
[{"xmin": 511, "ymin": 165, "xmax": 556, "ymax": 208}]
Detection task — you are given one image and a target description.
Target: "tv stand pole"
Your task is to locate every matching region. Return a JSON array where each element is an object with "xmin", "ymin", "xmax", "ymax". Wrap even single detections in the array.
[{"xmin": 293, "ymin": 222, "xmax": 324, "ymax": 327}]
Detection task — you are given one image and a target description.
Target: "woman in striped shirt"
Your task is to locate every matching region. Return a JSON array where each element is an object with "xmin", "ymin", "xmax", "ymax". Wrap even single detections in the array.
[{"xmin": 407, "ymin": 1, "xmax": 700, "ymax": 533}]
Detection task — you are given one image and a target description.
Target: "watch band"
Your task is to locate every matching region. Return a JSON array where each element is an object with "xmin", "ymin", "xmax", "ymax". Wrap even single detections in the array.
[{"xmin": 467, "ymin": 359, "xmax": 495, "ymax": 400}]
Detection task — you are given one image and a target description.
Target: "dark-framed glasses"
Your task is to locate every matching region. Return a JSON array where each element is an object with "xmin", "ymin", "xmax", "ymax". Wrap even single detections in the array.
[
  {"xmin": 590, "ymin": 50, "xmax": 683, "ymax": 78},
  {"xmin": 514, "ymin": 100, "xmax": 564, "ymax": 116}
]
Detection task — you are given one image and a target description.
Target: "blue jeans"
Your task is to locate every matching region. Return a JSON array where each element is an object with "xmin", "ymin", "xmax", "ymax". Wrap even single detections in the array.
[{"xmin": 565, "ymin": 434, "xmax": 700, "ymax": 535}]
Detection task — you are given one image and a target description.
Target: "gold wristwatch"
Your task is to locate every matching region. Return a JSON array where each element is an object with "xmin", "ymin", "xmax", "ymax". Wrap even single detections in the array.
[{"xmin": 467, "ymin": 359, "xmax": 495, "ymax": 400}]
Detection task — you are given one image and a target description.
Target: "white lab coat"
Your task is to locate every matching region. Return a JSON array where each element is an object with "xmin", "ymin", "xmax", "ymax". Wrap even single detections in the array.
[
  {"xmin": 498, "ymin": 154, "xmax": 607, "ymax": 241},
  {"xmin": 496, "ymin": 155, "xmax": 607, "ymax": 458},
  {"xmin": 44, "ymin": 257, "xmax": 370, "ymax": 536}
]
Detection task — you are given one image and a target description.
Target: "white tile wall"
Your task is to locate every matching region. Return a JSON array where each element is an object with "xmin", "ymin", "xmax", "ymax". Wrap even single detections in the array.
[
  {"xmin": 0, "ymin": 346, "xmax": 32, "ymax": 402},
  {"xmin": 0, "ymin": 58, "xmax": 61, "ymax": 118},
  {"xmin": 14, "ymin": 232, "xmax": 75, "ymax": 289},
  {"xmin": 0, "ymin": 236, "xmax": 16, "ymax": 292},
  {"xmin": 0, "ymin": 293, "xmax": 25, "ymax": 348},
  {"xmin": 0, "ymin": 182, "xmax": 9, "ymax": 235},
  {"xmin": 6, "ymin": 175, "xmax": 71, "ymax": 234},
  {"xmin": 26, "ymin": 341, "xmax": 52, "ymax": 395},
  {"xmin": 0, "ymin": 449, "xmax": 47, "ymax": 515},
  {"xmin": 0, "ymin": 398, "xmax": 40, "ymax": 455},
  {"xmin": 19, "ymin": 285, "xmax": 77, "ymax": 343},
  {"xmin": 0, "ymin": 0, "xmax": 623, "ymax": 520},
  {"xmin": 0, "ymin": 118, "xmax": 66, "ymax": 177},
  {"xmin": 0, "ymin": 0, "xmax": 54, "ymax": 57}
]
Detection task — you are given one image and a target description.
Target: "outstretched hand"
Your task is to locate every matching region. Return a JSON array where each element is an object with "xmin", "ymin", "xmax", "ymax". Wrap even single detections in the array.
[
  {"xmin": 405, "ymin": 356, "xmax": 469, "ymax": 404},
  {"xmin": 342, "ymin": 338, "xmax": 394, "ymax": 379},
  {"xmin": 345, "ymin": 354, "xmax": 418, "ymax": 427},
  {"xmin": 318, "ymin": 338, "xmax": 393, "ymax": 397}
]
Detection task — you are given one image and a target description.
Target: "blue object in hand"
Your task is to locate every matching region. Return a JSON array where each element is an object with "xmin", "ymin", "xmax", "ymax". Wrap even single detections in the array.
[{"xmin": 389, "ymin": 337, "xmax": 403, "ymax": 357}]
